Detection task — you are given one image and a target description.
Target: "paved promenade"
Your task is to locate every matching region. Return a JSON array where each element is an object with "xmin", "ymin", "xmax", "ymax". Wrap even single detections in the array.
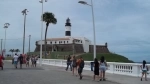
[{"xmin": 0, "ymin": 61, "xmax": 149, "ymax": 84}]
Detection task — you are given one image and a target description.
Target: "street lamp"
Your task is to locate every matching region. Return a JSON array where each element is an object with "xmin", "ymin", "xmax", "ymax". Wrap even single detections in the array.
[
  {"xmin": 39, "ymin": 0, "xmax": 48, "ymax": 66},
  {"xmin": 22, "ymin": 9, "xmax": 28, "ymax": 54},
  {"xmin": 28, "ymin": 35, "xmax": 31, "ymax": 55},
  {"xmin": 78, "ymin": 0, "xmax": 96, "ymax": 60},
  {"xmin": 4, "ymin": 23, "xmax": 10, "ymax": 57},
  {"xmin": 1, "ymin": 39, "xmax": 3, "ymax": 54}
]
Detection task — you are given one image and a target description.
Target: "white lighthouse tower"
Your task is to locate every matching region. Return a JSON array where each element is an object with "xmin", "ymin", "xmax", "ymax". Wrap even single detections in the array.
[{"xmin": 65, "ymin": 18, "xmax": 71, "ymax": 37}]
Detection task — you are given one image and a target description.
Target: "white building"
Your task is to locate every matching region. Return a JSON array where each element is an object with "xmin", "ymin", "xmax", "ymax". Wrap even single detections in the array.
[{"xmin": 36, "ymin": 18, "xmax": 92, "ymax": 53}]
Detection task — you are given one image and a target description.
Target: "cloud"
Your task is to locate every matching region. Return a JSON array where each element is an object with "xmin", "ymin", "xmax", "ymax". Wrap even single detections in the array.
[{"xmin": 0, "ymin": 0, "xmax": 150, "ymax": 62}]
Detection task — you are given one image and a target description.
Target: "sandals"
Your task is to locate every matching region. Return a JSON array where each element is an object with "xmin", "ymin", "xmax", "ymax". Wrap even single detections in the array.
[{"xmin": 99, "ymin": 78, "xmax": 106, "ymax": 81}]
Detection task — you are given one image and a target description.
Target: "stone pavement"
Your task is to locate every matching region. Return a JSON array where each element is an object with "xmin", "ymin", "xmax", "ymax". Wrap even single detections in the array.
[
  {"xmin": 0, "ymin": 61, "xmax": 118, "ymax": 84},
  {"xmin": 42, "ymin": 64, "xmax": 150, "ymax": 84}
]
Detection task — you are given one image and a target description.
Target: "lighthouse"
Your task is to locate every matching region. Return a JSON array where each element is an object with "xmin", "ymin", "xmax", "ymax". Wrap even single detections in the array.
[{"xmin": 65, "ymin": 18, "xmax": 71, "ymax": 37}]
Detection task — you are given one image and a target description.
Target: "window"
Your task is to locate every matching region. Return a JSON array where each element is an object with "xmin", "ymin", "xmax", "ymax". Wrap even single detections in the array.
[
  {"xmin": 67, "ymin": 41, "xmax": 68, "ymax": 43},
  {"xmin": 55, "ymin": 41, "xmax": 56, "ymax": 44},
  {"xmin": 64, "ymin": 41, "xmax": 65, "ymax": 44},
  {"xmin": 81, "ymin": 41, "xmax": 82, "ymax": 43},
  {"xmin": 50, "ymin": 42, "xmax": 52, "ymax": 44}
]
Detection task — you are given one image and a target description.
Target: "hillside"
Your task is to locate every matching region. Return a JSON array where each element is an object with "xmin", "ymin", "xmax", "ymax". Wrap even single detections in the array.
[
  {"xmin": 77, "ymin": 53, "xmax": 133, "ymax": 63},
  {"xmin": 27, "ymin": 52, "xmax": 133, "ymax": 63}
]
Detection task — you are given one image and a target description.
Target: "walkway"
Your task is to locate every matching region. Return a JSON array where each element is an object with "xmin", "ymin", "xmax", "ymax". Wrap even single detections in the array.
[{"xmin": 0, "ymin": 61, "xmax": 149, "ymax": 84}]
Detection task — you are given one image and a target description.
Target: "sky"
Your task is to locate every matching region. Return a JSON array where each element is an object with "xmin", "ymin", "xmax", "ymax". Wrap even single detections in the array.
[{"xmin": 0, "ymin": 0, "xmax": 150, "ymax": 62}]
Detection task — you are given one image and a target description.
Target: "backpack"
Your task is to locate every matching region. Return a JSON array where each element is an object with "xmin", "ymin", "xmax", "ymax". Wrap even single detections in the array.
[
  {"xmin": 72, "ymin": 59, "xmax": 77, "ymax": 67},
  {"xmin": 80, "ymin": 60, "xmax": 84, "ymax": 68}
]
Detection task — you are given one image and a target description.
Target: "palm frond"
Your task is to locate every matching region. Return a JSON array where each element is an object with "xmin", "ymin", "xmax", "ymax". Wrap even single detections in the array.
[{"xmin": 42, "ymin": 12, "xmax": 57, "ymax": 24}]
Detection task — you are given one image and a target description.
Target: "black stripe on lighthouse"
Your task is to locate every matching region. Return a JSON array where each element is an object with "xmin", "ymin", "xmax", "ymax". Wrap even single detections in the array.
[{"xmin": 65, "ymin": 31, "xmax": 71, "ymax": 36}]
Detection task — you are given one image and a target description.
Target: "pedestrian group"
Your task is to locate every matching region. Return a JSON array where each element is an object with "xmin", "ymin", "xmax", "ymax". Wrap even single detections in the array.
[
  {"xmin": 65, "ymin": 55, "xmax": 149, "ymax": 81},
  {"xmin": 12, "ymin": 53, "xmax": 38, "ymax": 69}
]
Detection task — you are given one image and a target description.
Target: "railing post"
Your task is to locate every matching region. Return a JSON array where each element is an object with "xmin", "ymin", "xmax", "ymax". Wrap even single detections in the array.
[
  {"xmin": 61, "ymin": 60, "xmax": 63, "ymax": 66},
  {"xmin": 49, "ymin": 60, "xmax": 50, "ymax": 64},
  {"xmin": 132, "ymin": 65, "xmax": 140, "ymax": 77},
  {"xmin": 54, "ymin": 60, "xmax": 56, "ymax": 65},
  {"xmin": 109, "ymin": 63, "xmax": 115, "ymax": 74}
]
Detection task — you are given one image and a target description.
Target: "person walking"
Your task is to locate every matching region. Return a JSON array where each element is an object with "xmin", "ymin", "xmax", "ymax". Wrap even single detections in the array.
[
  {"xmin": 93, "ymin": 58, "xmax": 99, "ymax": 81},
  {"xmin": 31, "ymin": 56, "xmax": 34, "ymax": 67},
  {"xmin": 18, "ymin": 54, "xmax": 23, "ymax": 69},
  {"xmin": 65, "ymin": 55, "xmax": 72, "ymax": 71},
  {"xmin": 26, "ymin": 55, "xmax": 30, "ymax": 67},
  {"xmin": 13, "ymin": 53, "xmax": 19, "ymax": 69},
  {"xmin": 99, "ymin": 56, "xmax": 107, "ymax": 81},
  {"xmin": 140, "ymin": 60, "xmax": 149, "ymax": 81},
  {"xmin": 72, "ymin": 56, "xmax": 77, "ymax": 76},
  {"xmin": 0, "ymin": 54, "xmax": 4, "ymax": 70},
  {"xmin": 34, "ymin": 56, "xmax": 38, "ymax": 67},
  {"xmin": 78, "ymin": 56, "xmax": 84, "ymax": 80}
]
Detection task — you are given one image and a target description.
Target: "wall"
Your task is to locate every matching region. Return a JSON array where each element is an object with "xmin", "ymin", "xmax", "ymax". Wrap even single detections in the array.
[
  {"xmin": 89, "ymin": 45, "xmax": 109, "ymax": 53},
  {"xmin": 34, "ymin": 44, "xmax": 84, "ymax": 53}
]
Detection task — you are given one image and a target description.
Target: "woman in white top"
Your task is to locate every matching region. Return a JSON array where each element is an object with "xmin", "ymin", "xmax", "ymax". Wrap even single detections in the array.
[
  {"xmin": 99, "ymin": 56, "xmax": 107, "ymax": 81},
  {"xmin": 140, "ymin": 60, "xmax": 149, "ymax": 81}
]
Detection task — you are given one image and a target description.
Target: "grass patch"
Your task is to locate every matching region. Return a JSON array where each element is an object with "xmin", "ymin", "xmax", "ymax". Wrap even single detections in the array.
[
  {"xmin": 28, "ymin": 52, "xmax": 133, "ymax": 63},
  {"xmin": 77, "ymin": 53, "xmax": 133, "ymax": 63}
]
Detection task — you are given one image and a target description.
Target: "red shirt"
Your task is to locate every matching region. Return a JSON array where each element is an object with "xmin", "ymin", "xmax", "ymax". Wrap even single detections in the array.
[{"xmin": 0, "ymin": 56, "xmax": 4, "ymax": 66}]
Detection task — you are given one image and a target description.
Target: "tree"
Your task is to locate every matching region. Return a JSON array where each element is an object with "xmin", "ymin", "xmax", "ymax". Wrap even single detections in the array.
[
  {"xmin": 15, "ymin": 49, "xmax": 20, "ymax": 54},
  {"xmin": 42, "ymin": 12, "xmax": 57, "ymax": 58},
  {"xmin": 9, "ymin": 49, "xmax": 15, "ymax": 56}
]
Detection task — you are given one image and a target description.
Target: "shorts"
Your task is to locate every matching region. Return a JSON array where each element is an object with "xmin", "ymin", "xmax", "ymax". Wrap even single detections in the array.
[
  {"xmin": 14, "ymin": 61, "xmax": 18, "ymax": 65},
  {"xmin": 34, "ymin": 61, "xmax": 37, "ymax": 64},
  {"xmin": 142, "ymin": 70, "xmax": 147, "ymax": 73},
  {"xmin": 78, "ymin": 67, "xmax": 83, "ymax": 74},
  {"xmin": 100, "ymin": 66, "xmax": 106, "ymax": 71}
]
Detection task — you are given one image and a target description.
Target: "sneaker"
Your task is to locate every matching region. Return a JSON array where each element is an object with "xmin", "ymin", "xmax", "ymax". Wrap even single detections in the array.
[{"xmin": 79, "ymin": 76, "xmax": 82, "ymax": 80}]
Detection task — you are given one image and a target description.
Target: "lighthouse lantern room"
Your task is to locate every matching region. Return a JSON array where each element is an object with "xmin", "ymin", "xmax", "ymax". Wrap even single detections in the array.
[{"xmin": 65, "ymin": 18, "xmax": 71, "ymax": 37}]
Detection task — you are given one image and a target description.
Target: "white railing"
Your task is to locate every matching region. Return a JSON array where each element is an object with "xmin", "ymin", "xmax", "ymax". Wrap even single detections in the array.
[{"xmin": 37, "ymin": 59, "xmax": 150, "ymax": 78}]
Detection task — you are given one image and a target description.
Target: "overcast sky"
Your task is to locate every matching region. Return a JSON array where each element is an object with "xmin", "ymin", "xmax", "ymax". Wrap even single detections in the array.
[{"xmin": 0, "ymin": 0, "xmax": 150, "ymax": 62}]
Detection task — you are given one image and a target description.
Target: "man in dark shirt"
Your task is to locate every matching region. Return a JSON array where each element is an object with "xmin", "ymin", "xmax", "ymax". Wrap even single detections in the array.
[
  {"xmin": 65, "ymin": 55, "xmax": 72, "ymax": 71},
  {"xmin": 18, "ymin": 54, "xmax": 23, "ymax": 69}
]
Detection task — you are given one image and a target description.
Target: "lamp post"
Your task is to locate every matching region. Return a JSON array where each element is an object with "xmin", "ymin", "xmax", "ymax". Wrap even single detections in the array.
[
  {"xmin": 0, "ymin": 39, "xmax": 3, "ymax": 54},
  {"xmin": 28, "ymin": 35, "xmax": 31, "ymax": 55},
  {"xmin": 22, "ymin": 9, "xmax": 28, "ymax": 54},
  {"xmin": 4, "ymin": 23, "xmax": 10, "ymax": 57},
  {"xmin": 78, "ymin": 0, "xmax": 96, "ymax": 60},
  {"xmin": 39, "ymin": 0, "xmax": 47, "ymax": 66},
  {"xmin": 72, "ymin": 39, "xmax": 75, "ymax": 56}
]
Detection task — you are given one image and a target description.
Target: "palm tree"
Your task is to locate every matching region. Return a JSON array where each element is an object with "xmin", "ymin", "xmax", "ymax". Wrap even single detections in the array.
[
  {"xmin": 15, "ymin": 49, "xmax": 20, "ymax": 54},
  {"xmin": 42, "ymin": 12, "xmax": 57, "ymax": 58},
  {"xmin": 9, "ymin": 49, "xmax": 15, "ymax": 56}
]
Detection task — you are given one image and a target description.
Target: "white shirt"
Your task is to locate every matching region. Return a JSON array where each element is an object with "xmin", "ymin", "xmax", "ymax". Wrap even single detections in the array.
[
  {"xmin": 141, "ymin": 64, "xmax": 148, "ymax": 70},
  {"xmin": 13, "ymin": 55, "xmax": 18, "ymax": 61}
]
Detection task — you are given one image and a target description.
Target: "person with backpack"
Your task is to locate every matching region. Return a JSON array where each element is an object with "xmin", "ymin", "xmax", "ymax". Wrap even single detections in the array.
[
  {"xmin": 78, "ymin": 56, "xmax": 84, "ymax": 80},
  {"xmin": 140, "ymin": 60, "xmax": 149, "ymax": 81},
  {"xmin": 72, "ymin": 56, "xmax": 77, "ymax": 76},
  {"xmin": 65, "ymin": 55, "xmax": 72, "ymax": 71}
]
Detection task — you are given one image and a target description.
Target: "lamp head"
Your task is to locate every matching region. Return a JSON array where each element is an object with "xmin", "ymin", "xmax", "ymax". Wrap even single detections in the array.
[{"xmin": 78, "ymin": 1, "xmax": 87, "ymax": 5}]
